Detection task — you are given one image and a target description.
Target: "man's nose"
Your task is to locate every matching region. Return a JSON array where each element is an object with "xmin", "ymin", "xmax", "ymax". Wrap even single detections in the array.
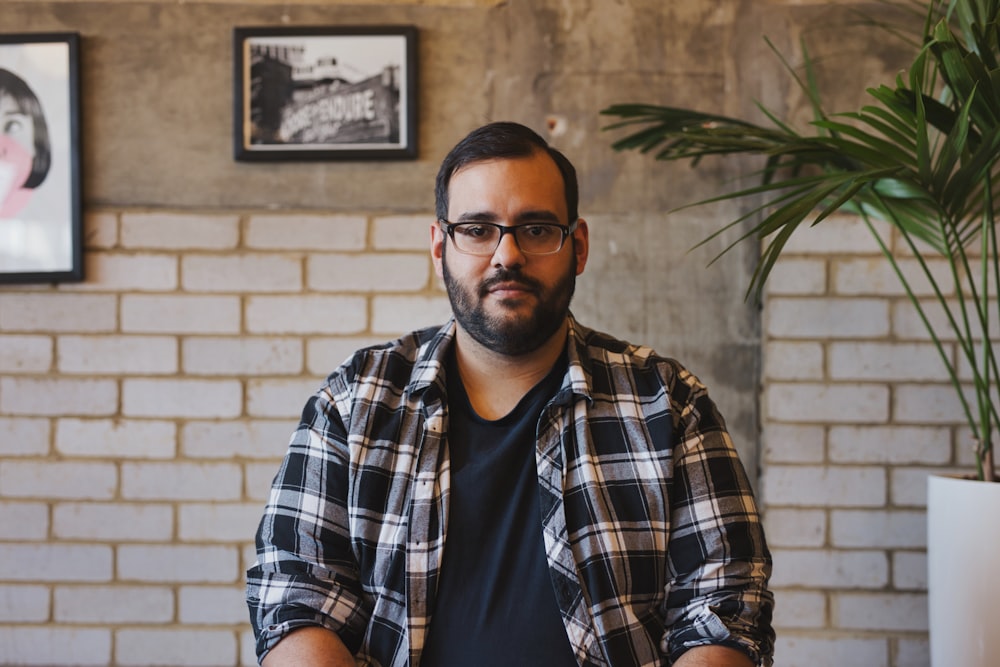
[{"xmin": 490, "ymin": 229, "xmax": 526, "ymax": 267}]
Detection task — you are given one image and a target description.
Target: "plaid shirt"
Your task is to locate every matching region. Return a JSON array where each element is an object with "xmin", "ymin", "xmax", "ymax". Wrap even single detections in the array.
[{"xmin": 247, "ymin": 316, "xmax": 774, "ymax": 666}]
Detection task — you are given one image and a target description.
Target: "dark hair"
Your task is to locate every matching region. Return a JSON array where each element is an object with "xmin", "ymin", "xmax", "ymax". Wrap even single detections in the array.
[
  {"xmin": 435, "ymin": 121, "xmax": 579, "ymax": 224},
  {"xmin": 0, "ymin": 68, "xmax": 51, "ymax": 189}
]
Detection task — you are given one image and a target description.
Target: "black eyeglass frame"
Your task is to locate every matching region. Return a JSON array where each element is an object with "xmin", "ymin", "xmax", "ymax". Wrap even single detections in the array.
[{"xmin": 437, "ymin": 219, "xmax": 579, "ymax": 256}]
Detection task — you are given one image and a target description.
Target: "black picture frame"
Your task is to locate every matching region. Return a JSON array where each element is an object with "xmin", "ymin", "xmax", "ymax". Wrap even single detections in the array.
[
  {"xmin": 0, "ymin": 32, "xmax": 82, "ymax": 284},
  {"xmin": 233, "ymin": 25, "xmax": 417, "ymax": 161}
]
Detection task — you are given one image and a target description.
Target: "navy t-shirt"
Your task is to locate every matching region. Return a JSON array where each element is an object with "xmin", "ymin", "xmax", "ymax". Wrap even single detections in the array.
[{"xmin": 420, "ymin": 352, "xmax": 577, "ymax": 666}]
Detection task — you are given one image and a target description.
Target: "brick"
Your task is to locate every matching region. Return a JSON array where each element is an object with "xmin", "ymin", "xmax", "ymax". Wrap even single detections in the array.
[
  {"xmin": 770, "ymin": 548, "xmax": 888, "ymax": 588},
  {"xmin": 84, "ymin": 211, "xmax": 118, "ymax": 249},
  {"xmin": 780, "ymin": 213, "xmax": 878, "ymax": 254},
  {"xmin": 373, "ymin": 214, "xmax": 433, "ymax": 250},
  {"xmin": 771, "ymin": 590, "xmax": 826, "ymax": 629},
  {"xmin": 182, "ymin": 419, "xmax": 292, "ymax": 459},
  {"xmin": 123, "ymin": 378, "xmax": 242, "ymax": 418},
  {"xmin": 0, "ymin": 544, "xmax": 112, "ymax": 582},
  {"xmin": 245, "ymin": 214, "xmax": 366, "ymax": 251},
  {"xmin": 0, "ymin": 627, "xmax": 111, "ymax": 665},
  {"xmin": 828, "ymin": 425, "xmax": 951, "ymax": 464},
  {"xmin": 763, "ymin": 508, "xmax": 826, "ymax": 547},
  {"xmin": 372, "ymin": 295, "xmax": 453, "ymax": 334},
  {"xmin": 308, "ymin": 253, "xmax": 431, "ymax": 292},
  {"xmin": 0, "ymin": 334, "xmax": 52, "ymax": 372},
  {"xmin": 245, "ymin": 463, "xmax": 281, "ymax": 501},
  {"xmin": 121, "ymin": 212, "xmax": 239, "ymax": 249},
  {"xmin": 53, "ymin": 503, "xmax": 174, "ymax": 541},
  {"xmin": 75, "ymin": 252, "xmax": 178, "ymax": 291},
  {"xmin": 893, "ymin": 551, "xmax": 927, "ymax": 590},
  {"xmin": 57, "ymin": 335, "xmax": 178, "ymax": 374},
  {"xmin": 833, "ymin": 257, "xmax": 954, "ymax": 297},
  {"xmin": 0, "ymin": 461, "xmax": 117, "ymax": 500},
  {"xmin": 55, "ymin": 418, "xmax": 176, "ymax": 459},
  {"xmin": 179, "ymin": 502, "xmax": 262, "ymax": 542},
  {"xmin": 894, "ymin": 384, "xmax": 968, "ymax": 424},
  {"xmin": 117, "ymin": 545, "xmax": 239, "ymax": 583},
  {"xmin": 890, "ymin": 468, "xmax": 952, "ymax": 507},
  {"xmin": 896, "ymin": 637, "xmax": 931, "ymax": 667},
  {"xmin": 0, "ymin": 293, "xmax": 116, "ymax": 332},
  {"xmin": 761, "ymin": 424, "xmax": 825, "ymax": 463},
  {"xmin": 891, "ymin": 296, "xmax": 998, "ymax": 343},
  {"xmin": 116, "ymin": 628, "xmax": 237, "ymax": 666},
  {"xmin": 0, "ymin": 584, "xmax": 49, "ymax": 622},
  {"xmin": 773, "ymin": 636, "xmax": 887, "ymax": 667},
  {"xmin": 245, "ymin": 295, "xmax": 367, "ymax": 334},
  {"xmin": 765, "ymin": 382, "xmax": 889, "ymax": 423},
  {"xmin": 241, "ymin": 543, "xmax": 257, "ymax": 572},
  {"xmin": 307, "ymin": 335, "xmax": 389, "ymax": 376},
  {"xmin": 240, "ymin": 628, "xmax": 258, "ymax": 667},
  {"xmin": 0, "ymin": 377, "xmax": 118, "ymax": 417},
  {"xmin": 121, "ymin": 295, "xmax": 241, "ymax": 334},
  {"xmin": 122, "ymin": 462, "xmax": 242, "ymax": 501},
  {"xmin": 246, "ymin": 377, "xmax": 324, "ymax": 419},
  {"xmin": 182, "ymin": 254, "xmax": 303, "ymax": 292},
  {"xmin": 828, "ymin": 342, "xmax": 947, "ymax": 382},
  {"xmin": 765, "ymin": 257, "xmax": 827, "ymax": 295},
  {"xmin": 179, "ymin": 585, "xmax": 248, "ymax": 624},
  {"xmin": 0, "ymin": 501, "xmax": 49, "ymax": 539},
  {"xmin": 766, "ymin": 297, "xmax": 890, "ymax": 338},
  {"xmin": 763, "ymin": 341, "xmax": 823, "ymax": 380},
  {"xmin": 182, "ymin": 337, "xmax": 303, "ymax": 376},
  {"xmin": 762, "ymin": 465, "xmax": 886, "ymax": 507},
  {"xmin": 54, "ymin": 585, "xmax": 173, "ymax": 623},
  {"xmin": 0, "ymin": 417, "xmax": 50, "ymax": 456},
  {"xmin": 834, "ymin": 592, "xmax": 928, "ymax": 631},
  {"xmin": 830, "ymin": 510, "xmax": 926, "ymax": 548}
]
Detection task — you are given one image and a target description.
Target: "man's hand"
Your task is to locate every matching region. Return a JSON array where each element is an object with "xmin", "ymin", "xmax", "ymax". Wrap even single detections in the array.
[
  {"xmin": 261, "ymin": 626, "xmax": 355, "ymax": 667},
  {"xmin": 673, "ymin": 645, "xmax": 755, "ymax": 667}
]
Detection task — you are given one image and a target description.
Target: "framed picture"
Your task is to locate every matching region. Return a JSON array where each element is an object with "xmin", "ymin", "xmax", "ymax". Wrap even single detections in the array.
[
  {"xmin": 0, "ymin": 33, "xmax": 82, "ymax": 283},
  {"xmin": 233, "ymin": 25, "xmax": 417, "ymax": 161}
]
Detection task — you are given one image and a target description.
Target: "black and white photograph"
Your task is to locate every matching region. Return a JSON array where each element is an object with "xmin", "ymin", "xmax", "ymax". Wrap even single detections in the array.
[
  {"xmin": 0, "ymin": 33, "xmax": 82, "ymax": 283},
  {"xmin": 233, "ymin": 26, "xmax": 417, "ymax": 161}
]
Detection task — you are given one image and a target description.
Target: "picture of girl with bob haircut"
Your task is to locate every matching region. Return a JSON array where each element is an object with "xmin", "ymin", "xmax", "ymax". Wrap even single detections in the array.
[
  {"xmin": 0, "ymin": 34, "xmax": 78, "ymax": 281},
  {"xmin": 0, "ymin": 67, "xmax": 52, "ymax": 219}
]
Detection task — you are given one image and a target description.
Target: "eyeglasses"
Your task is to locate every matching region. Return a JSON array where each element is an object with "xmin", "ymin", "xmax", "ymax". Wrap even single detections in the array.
[{"xmin": 438, "ymin": 219, "xmax": 578, "ymax": 256}]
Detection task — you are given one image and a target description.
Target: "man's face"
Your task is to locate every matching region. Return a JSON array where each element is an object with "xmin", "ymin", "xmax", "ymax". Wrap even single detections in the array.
[{"xmin": 431, "ymin": 150, "xmax": 589, "ymax": 356}]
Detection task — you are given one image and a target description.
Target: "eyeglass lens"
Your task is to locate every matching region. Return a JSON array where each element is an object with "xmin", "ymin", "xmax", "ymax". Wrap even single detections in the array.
[{"xmin": 450, "ymin": 223, "xmax": 566, "ymax": 255}]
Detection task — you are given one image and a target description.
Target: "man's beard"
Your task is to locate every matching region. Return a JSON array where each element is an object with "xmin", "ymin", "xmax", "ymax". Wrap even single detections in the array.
[{"xmin": 442, "ymin": 247, "xmax": 576, "ymax": 356}]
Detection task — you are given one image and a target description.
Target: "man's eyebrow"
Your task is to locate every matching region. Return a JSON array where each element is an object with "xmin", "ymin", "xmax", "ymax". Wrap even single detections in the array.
[{"xmin": 453, "ymin": 210, "xmax": 562, "ymax": 224}]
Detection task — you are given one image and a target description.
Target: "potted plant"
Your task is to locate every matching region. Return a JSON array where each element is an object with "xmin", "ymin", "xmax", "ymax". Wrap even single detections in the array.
[{"xmin": 601, "ymin": 0, "xmax": 998, "ymax": 664}]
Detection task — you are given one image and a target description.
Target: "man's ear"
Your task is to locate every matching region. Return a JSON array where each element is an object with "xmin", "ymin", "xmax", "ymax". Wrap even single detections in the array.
[
  {"xmin": 431, "ymin": 221, "xmax": 445, "ymax": 278},
  {"xmin": 572, "ymin": 218, "xmax": 589, "ymax": 276}
]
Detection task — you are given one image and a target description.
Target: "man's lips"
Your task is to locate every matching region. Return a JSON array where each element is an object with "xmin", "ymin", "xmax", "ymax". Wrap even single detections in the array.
[{"xmin": 480, "ymin": 278, "xmax": 538, "ymax": 299}]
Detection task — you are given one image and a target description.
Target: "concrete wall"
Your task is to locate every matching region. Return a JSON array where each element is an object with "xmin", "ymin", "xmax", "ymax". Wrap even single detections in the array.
[{"xmin": 0, "ymin": 1, "xmax": 955, "ymax": 666}]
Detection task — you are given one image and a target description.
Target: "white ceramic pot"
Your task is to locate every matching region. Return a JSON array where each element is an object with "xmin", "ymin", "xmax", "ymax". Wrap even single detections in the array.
[{"xmin": 927, "ymin": 473, "xmax": 1000, "ymax": 667}]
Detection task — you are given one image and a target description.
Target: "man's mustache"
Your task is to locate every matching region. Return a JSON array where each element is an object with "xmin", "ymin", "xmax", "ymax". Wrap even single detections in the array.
[{"xmin": 478, "ymin": 269, "xmax": 542, "ymax": 297}]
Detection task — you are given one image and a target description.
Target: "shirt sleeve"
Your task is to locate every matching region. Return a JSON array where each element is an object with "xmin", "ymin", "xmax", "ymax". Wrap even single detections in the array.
[
  {"xmin": 660, "ymin": 365, "xmax": 775, "ymax": 666},
  {"xmin": 245, "ymin": 377, "xmax": 370, "ymax": 663}
]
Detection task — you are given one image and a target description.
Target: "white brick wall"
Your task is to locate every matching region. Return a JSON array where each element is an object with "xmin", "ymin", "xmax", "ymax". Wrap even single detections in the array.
[
  {"xmin": 0, "ymin": 208, "xmax": 959, "ymax": 666},
  {"xmin": 0, "ymin": 210, "xmax": 448, "ymax": 666},
  {"xmin": 761, "ymin": 214, "xmax": 970, "ymax": 666}
]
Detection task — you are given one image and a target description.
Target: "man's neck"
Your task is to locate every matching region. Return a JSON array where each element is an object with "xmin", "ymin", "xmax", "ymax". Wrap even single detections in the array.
[{"xmin": 452, "ymin": 319, "xmax": 568, "ymax": 421}]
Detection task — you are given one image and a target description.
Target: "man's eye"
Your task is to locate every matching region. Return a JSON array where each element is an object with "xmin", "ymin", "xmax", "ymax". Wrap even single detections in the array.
[
  {"xmin": 457, "ymin": 224, "xmax": 491, "ymax": 238},
  {"xmin": 521, "ymin": 225, "xmax": 556, "ymax": 239}
]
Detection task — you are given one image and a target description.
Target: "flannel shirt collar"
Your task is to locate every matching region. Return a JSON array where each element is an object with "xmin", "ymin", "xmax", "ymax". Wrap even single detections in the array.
[{"xmin": 402, "ymin": 313, "xmax": 596, "ymax": 406}]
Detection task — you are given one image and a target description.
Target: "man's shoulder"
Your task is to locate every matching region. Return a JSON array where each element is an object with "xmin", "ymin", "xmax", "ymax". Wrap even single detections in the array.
[
  {"xmin": 569, "ymin": 319, "xmax": 679, "ymax": 371},
  {"xmin": 330, "ymin": 321, "xmax": 451, "ymax": 387}
]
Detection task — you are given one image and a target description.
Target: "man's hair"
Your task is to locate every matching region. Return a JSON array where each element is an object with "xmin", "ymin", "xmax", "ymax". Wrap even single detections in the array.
[
  {"xmin": 0, "ymin": 68, "xmax": 51, "ymax": 189},
  {"xmin": 435, "ymin": 121, "xmax": 579, "ymax": 224}
]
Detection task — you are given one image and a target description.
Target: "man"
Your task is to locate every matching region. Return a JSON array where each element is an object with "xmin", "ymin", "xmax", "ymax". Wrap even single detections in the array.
[{"xmin": 246, "ymin": 121, "xmax": 774, "ymax": 666}]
